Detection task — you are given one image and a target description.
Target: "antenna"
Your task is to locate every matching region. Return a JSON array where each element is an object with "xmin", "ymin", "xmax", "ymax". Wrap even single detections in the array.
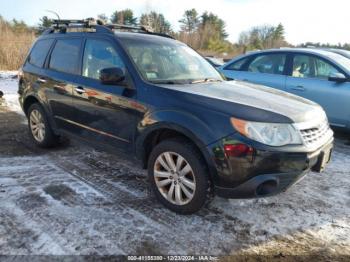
[{"xmin": 45, "ymin": 10, "xmax": 60, "ymax": 20}]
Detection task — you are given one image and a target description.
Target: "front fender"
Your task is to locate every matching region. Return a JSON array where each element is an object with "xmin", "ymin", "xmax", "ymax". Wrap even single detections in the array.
[
  {"xmin": 134, "ymin": 110, "xmax": 225, "ymax": 178},
  {"xmin": 136, "ymin": 109, "xmax": 218, "ymax": 148}
]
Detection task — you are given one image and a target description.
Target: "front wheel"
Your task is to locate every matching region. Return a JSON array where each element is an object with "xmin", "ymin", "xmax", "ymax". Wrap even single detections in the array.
[{"xmin": 148, "ymin": 138, "xmax": 209, "ymax": 214}]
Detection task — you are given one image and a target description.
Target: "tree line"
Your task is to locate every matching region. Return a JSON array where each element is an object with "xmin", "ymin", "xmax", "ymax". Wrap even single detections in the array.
[
  {"xmin": 37, "ymin": 8, "xmax": 288, "ymax": 55},
  {"xmin": 20, "ymin": 9, "xmax": 350, "ymax": 55},
  {"xmin": 1, "ymin": 9, "xmax": 350, "ymax": 70}
]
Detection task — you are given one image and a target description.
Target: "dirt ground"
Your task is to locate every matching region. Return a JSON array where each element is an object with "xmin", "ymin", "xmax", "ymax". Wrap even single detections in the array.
[{"xmin": 0, "ymin": 85, "xmax": 350, "ymax": 260}]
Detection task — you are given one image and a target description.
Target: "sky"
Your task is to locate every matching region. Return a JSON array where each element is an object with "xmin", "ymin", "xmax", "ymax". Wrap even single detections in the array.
[{"xmin": 0, "ymin": 0, "xmax": 349, "ymax": 45}]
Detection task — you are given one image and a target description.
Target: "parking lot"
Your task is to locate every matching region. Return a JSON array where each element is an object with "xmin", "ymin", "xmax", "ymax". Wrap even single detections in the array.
[{"xmin": 0, "ymin": 72, "xmax": 349, "ymax": 259}]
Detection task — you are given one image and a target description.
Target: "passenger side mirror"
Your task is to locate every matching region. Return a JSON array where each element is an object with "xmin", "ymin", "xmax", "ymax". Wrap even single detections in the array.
[
  {"xmin": 100, "ymin": 67, "xmax": 125, "ymax": 85},
  {"xmin": 328, "ymin": 72, "xmax": 347, "ymax": 83}
]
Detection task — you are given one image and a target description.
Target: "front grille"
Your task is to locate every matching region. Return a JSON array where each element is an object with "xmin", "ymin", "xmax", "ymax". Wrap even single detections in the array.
[{"xmin": 298, "ymin": 120, "xmax": 332, "ymax": 148}]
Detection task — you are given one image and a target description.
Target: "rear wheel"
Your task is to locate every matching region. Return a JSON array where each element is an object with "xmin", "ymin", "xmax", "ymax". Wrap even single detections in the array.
[
  {"xmin": 148, "ymin": 138, "xmax": 209, "ymax": 214},
  {"xmin": 27, "ymin": 103, "xmax": 59, "ymax": 148}
]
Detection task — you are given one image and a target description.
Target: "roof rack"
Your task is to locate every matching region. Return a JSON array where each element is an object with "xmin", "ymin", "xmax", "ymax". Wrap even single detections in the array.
[{"xmin": 42, "ymin": 18, "xmax": 174, "ymax": 39}]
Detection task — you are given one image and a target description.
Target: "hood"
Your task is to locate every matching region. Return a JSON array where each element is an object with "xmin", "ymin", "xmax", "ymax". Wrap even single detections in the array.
[{"xmin": 158, "ymin": 80, "xmax": 325, "ymax": 124}]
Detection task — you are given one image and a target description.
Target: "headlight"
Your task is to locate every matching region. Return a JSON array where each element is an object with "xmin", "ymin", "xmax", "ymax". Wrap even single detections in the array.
[{"xmin": 231, "ymin": 117, "xmax": 302, "ymax": 146}]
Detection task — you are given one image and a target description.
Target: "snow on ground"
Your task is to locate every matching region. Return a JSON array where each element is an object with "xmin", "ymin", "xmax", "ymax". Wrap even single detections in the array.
[
  {"xmin": 0, "ymin": 71, "xmax": 349, "ymax": 257},
  {"xmin": 0, "ymin": 71, "xmax": 23, "ymax": 114}
]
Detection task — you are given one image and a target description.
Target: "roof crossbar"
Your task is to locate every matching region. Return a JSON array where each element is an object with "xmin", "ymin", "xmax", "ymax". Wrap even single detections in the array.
[{"xmin": 42, "ymin": 18, "xmax": 174, "ymax": 39}]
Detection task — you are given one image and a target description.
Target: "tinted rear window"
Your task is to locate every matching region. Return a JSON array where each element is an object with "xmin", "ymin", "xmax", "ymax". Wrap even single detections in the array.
[
  {"xmin": 27, "ymin": 39, "xmax": 54, "ymax": 68},
  {"xmin": 49, "ymin": 39, "xmax": 82, "ymax": 74}
]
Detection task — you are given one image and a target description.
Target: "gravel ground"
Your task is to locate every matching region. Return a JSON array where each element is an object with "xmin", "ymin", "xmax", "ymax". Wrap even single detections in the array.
[{"xmin": 0, "ymin": 72, "xmax": 349, "ymax": 260}]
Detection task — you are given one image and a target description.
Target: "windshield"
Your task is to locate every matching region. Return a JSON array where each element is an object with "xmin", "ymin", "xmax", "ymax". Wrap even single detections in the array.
[{"xmin": 120, "ymin": 38, "xmax": 223, "ymax": 84}]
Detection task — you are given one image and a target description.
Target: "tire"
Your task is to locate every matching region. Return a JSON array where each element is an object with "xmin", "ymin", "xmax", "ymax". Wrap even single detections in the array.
[
  {"xmin": 148, "ymin": 138, "xmax": 209, "ymax": 214},
  {"xmin": 27, "ymin": 103, "xmax": 60, "ymax": 148}
]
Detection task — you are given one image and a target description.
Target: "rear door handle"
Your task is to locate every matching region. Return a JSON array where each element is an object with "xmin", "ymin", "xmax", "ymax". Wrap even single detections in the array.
[
  {"xmin": 37, "ymin": 77, "xmax": 47, "ymax": 84},
  {"xmin": 291, "ymin": 85, "xmax": 306, "ymax": 91},
  {"xmin": 75, "ymin": 86, "xmax": 85, "ymax": 94}
]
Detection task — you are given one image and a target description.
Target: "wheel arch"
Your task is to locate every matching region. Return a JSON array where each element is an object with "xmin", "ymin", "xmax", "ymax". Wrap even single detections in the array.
[
  {"xmin": 135, "ymin": 119, "xmax": 218, "ymax": 183},
  {"xmin": 23, "ymin": 95, "xmax": 59, "ymax": 133},
  {"xmin": 23, "ymin": 95, "xmax": 40, "ymax": 116}
]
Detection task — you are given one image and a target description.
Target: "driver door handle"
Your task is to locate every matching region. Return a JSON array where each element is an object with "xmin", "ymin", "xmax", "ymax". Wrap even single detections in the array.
[{"xmin": 75, "ymin": 86, "xmax": 85, "ymax": 94}]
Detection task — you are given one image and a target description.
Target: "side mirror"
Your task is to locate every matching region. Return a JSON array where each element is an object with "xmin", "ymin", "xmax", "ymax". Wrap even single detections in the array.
[
  {"xmin": 100, "ymin": 67, "xmax": 125, "ymax": 85},
  {"xmin": 328, "ymin": 72, "xmax": 347, "ymax": 82}
]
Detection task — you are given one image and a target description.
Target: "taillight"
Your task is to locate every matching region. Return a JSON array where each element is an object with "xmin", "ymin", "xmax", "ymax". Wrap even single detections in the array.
[{"xmin": 224, "ymin": 143, "xmax": 254, "ymax": 157}]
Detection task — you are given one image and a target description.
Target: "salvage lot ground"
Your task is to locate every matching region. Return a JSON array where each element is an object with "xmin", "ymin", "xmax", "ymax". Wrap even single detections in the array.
[{"xmin": 0, "ymin": 72, "xmax": 349, "ymax": 259}]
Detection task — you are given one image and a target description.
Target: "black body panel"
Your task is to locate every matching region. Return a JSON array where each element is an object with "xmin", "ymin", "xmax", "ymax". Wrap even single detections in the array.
[{"xmin": 19, "ymin": 30, "xmax": 333, "ymax": 200}]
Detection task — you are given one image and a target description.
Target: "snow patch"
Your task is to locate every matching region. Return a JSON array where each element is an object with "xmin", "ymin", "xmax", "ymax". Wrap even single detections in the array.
[{"xmin": 0, "ymin": 71, "xmax": 23, "ymax": 115}]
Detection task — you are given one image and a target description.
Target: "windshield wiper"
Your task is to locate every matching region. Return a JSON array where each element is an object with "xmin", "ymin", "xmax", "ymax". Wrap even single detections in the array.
[
  {"xmin": 190, "ymin": 78, "xmax": 222, "ymax": 84},
  {"xmin": 149, "ymin": 80, "xmax": 177, "ymax": 84}
]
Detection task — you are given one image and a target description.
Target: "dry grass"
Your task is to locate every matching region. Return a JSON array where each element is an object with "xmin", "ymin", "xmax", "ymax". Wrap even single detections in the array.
[{"xmin": 0, "ymin": 19, "xmax": 36, "ymax": 70}]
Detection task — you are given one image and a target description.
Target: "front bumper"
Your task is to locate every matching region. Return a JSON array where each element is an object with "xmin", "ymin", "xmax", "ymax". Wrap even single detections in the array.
[
  {"xmin": 214, "ymin": 171, "xmax": 308, "ymax": 198},
  {"xmin": 208, "ymin": 133, "xmax": 333, "ymax": 199}
]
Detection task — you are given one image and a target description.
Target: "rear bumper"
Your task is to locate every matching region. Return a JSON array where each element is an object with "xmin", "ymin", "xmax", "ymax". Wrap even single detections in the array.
[{"xmin": 208, "ymin": 134, "xmax": 333, "ymax": 199}]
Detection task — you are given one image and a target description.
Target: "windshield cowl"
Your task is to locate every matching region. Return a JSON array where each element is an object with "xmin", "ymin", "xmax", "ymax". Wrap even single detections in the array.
[{"xmin": 149, "ymin": 78, "xmax": 223, "ymax": 85}]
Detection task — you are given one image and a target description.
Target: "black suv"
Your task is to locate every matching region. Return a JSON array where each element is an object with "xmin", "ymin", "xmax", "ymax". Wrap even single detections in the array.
[{"xmin": 19, "ymin": 19, "xmax": 333, "ymax": 214}]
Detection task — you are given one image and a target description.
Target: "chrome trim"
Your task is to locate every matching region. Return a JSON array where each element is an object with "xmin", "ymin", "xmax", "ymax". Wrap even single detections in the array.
[
  {"xmin": 329, "ymin": 122, "xmax": 346, "ymax": 128},
  {"xmin": 293, "ymin": 117, "xmax": 333, "ymax": 151},
  {"xmin": 75, "ymin": 87, "xmax": 85, "ymax": 94},
  {"xmin": 54, "ymin": 116, "xmax": 130, "ymax": 143},
  {"xmin": 37, "ymin": 78, "xmax": 47, "ymax": 84}
]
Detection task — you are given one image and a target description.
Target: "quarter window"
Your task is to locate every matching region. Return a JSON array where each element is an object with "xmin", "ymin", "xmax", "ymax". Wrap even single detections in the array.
[
  {"xmin": 247, "ymin": 54, "xmax": 286, "ymax": 75},
  {"xmin": 27, "ymin": 39, "xmax": 54, "ymax": 68},
  {"xmin": 82, "ymin": 39, "xmax": 125, "ymax": 80},
  {"xmin": 225, "ymin": 57, "xmax": 249, "ymax": 71},
  {"xmin": 49, "ymin": 39, "xmax": 82, "ymax": 74},
  {"xmin": 292, "ymin": 55, "xmax": 340, "ymax": 80}
]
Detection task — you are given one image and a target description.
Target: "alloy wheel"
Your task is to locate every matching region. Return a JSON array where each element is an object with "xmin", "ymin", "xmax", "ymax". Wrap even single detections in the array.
[
  {"xmin": 154, "ymin": 152, "xmax": 196, "ymax": 205},
  {"xmin": 29, "ymin": 109, "xmax": 46, "ymax": 142}
]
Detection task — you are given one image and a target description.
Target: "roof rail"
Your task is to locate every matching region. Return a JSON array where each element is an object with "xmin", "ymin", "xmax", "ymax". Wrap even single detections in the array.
[
  {"xmin": 52, "ymin": 18, "xmax": 95, "ymax": 27},
  {"xmin": 104, "ymin": 23, "xmax": 174, "ymax": 39},
  {"xmin": 42, "ymin": 18, "xmax": 174, "ymax": 39}
]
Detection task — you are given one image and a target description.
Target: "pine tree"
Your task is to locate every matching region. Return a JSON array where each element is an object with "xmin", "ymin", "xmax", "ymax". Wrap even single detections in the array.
[
  {"xmin": 111, "ymin": 9, "xmax": 137, "ymax": 25},
  {"xmin": 179, "ymin": 8, "xmax": 199, "ymax": 33},
  {"xmin": 273, "ymin": 23, "xmax": 285, "ymax": 40},
  {"xmin": 140, "ymin": 12, "xmax": 172, "ymax": 34},
  {"xmin": 38, "ymin": 16, "xmax": 52, "ymax": 28}
]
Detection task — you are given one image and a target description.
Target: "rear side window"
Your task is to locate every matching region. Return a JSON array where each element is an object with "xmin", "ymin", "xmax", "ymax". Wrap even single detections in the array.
[
  {"xmin": 49, "ymin": 39, "xmax": 82, "ymax": 74},
  {"xmin": 247, "ymin": 54, "xmax": 286, "ymax": 75},
  {"xmin": 27, "ymin": 39, "xmax": 54, "ymax": 68}
]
